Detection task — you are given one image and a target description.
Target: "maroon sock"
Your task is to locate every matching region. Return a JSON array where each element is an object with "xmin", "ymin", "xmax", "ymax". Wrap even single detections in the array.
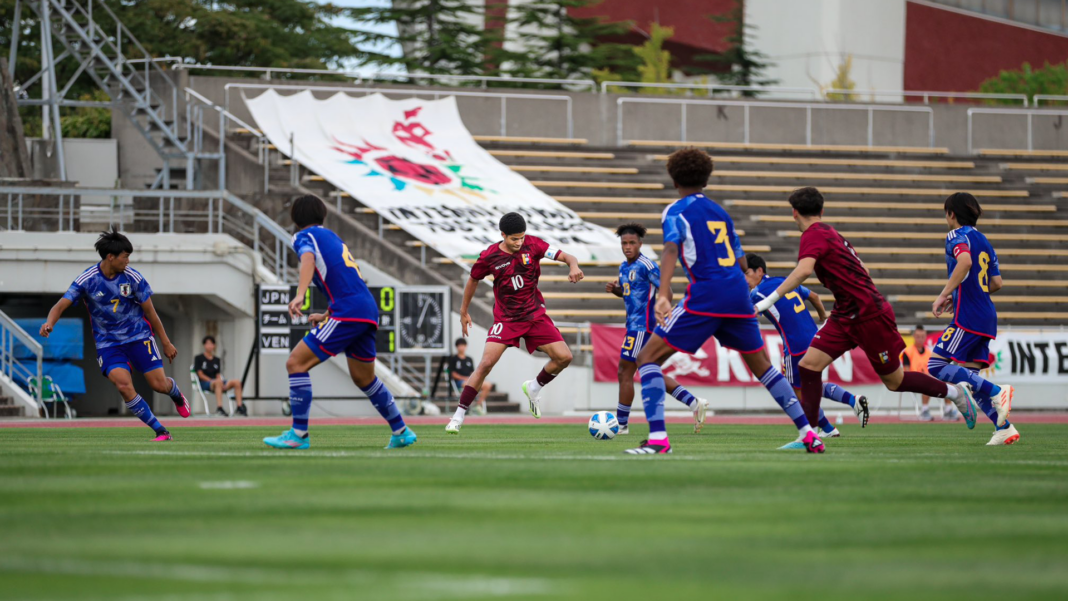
[
  {"xmin": 458, "ymin": 385, "xmax": 479, "ymax": 410},
  {"xmin": 898, "ymin": 371, "xmax": 950, "ymax": 398},
  {"xmin": 536, "ymin": 368, "xmax": 557, "ymax": 387},
  {"xmin": 798, "ymin": 366, "xmax": 824, "ymax": 429}
]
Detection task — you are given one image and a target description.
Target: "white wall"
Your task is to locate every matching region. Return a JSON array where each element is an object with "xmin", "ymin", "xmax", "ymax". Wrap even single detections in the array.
[{"xmin": 747, "ymin": 0, "xmax": 906, "ymax": 100}]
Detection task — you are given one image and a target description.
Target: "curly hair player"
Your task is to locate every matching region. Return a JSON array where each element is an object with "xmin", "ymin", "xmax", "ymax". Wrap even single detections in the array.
[
  {"xmin": 40, "ymin": 229, "xmax": 190, "ymax": 441},
  {"xmin": 626, "ymin": 148, "xmax": 818, "ymax": 455},
  {"xmin": 607, "ymin": 222, "xmax": 709, "ymax": 435},
  {"xmin": 446, "ymin": 212, "xmax": 584, "ymax": 434},
  {"xmin": 754, "ymin": 187, "xmax": 978, "ymax": 453}
]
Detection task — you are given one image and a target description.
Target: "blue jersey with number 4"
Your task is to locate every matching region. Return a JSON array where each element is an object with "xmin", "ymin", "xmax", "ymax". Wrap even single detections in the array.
[
  {"xmin": 945, "ymin": 225, "xmax": 999, "ymax": 338},
  {"xmin": 618, "ymin": 254, "xmax": 659, "ymax": 332},
  {"xmin": 292, "ymin": 226, "xmax": 377, "ymax": 324},
  {"xmin": 62, "ymin": 264, "xmax": 154, "ymax": 349},
  {"xmin": 751, "ymin": 275, "xmax": 816, "ymax": 356},
  {"xmin": 661, "ymin": 193, "xmax": 753, "ymax": 317}
]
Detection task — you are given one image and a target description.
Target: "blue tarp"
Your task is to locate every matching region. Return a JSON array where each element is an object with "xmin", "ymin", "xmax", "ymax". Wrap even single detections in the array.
[
  {"xmin": 13, "ymin": 318, "xmax": 84, "ymax": 360},
  {"xmin": 14, "ymin": 360, "xmax": 87, "ymax": 396}
]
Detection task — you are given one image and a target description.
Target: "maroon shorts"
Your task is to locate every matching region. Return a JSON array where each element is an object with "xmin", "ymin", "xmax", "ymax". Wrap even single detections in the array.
[
  {"xmin": 487, "ymin": 314, "xmax": 564, "ymax": 354},
  {"xmin": 809, "ymin": 307, "xmax": 905, "ymax": 376}
]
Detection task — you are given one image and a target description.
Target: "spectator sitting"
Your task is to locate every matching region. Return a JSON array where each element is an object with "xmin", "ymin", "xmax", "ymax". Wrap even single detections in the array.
[
  {"xmin": 195, "ymin": 336, "xmax": 246, "ymax": 417},
  {"xmin": 447, "ymin": 338, "xmax": 493, "ymax": 415}
]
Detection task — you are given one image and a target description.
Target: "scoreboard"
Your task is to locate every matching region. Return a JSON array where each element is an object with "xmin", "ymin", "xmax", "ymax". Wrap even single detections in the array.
[{"xmin": 369, "ymin": 286, "xmax": 397, "ymax": 354}]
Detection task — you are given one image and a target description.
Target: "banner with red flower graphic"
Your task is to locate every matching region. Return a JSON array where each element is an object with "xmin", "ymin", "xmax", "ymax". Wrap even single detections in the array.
[{"xmin": 245, "ymin": 91, "xmax": 622, "ymax": 264}]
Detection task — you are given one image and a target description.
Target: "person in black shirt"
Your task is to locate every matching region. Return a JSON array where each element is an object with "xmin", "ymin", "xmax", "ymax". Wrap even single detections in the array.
[
  {"xmin": 194, "ymin": 336, "xmax": 246, "ymax": 416},
  {"xmin": 447, "ymin": 338, "xmax": 492, "ymax": 414}
]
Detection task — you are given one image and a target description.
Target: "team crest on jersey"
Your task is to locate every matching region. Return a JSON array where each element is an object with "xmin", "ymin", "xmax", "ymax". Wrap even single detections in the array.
[
  {"xmin": 521, "ymin": 253, "xmax": 532, "ymax": 265},
  {"xmin": 628, "ymin": 270, "xmax": 637, "ymax": 282},
  {"xmin": 119, "ymin": 283, "xmax": 132, "ymax": 298},
  {"xmin": 878, "ymin": 351, "xmax": 889, "ymax": 364}
]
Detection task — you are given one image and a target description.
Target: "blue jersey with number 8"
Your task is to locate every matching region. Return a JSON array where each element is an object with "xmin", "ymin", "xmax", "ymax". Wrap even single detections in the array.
[
  {"xmin": 661, "ymin": 193, "xmax": 754, "ymax": 317},
  {"xmin": 945, "ymin": 225, "xmax": 998, "ymax": 338},
  {"xmin": 292, "ymin": 226, "xmax": 378, "ymax": 324}
]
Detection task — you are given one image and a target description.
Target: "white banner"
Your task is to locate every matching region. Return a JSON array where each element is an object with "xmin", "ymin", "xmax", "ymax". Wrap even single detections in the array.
[
  {"xmin": 988, "ymin": 331, "xmax": 1068, "ymax": 383},
  {"xmin": 245, "ymin": 90, "xmax": 623, "ymax": 264}
]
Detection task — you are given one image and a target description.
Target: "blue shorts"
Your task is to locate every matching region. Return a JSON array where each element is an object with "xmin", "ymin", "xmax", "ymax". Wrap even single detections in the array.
[
  {"xmin": 200, "ymin": 378, "xmax": 226, "ymax": 392},
  {"xmin": 781, "ymin": 352, "xmax": 807, "ymax": 389},
  {"xmin": 97, "ymin": 338, "xmax": 164, "ymax": 377},
  {"xmin": 654, "ymin": 306, "xmax": 765, "ymax": 355},
  {"xmin": 620, "ymin": 329, "xmax": 653, "ymax": 363},
  {"xmin": 304, "ymin": 318, "xmax": 378, "ymax": 363},
  {"xmin": 933, "ymin": 325, "xmax": 993, "ymax": 366}
]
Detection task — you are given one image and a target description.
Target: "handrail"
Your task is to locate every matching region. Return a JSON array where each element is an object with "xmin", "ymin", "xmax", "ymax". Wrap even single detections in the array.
[
  {"xmin": 616, "ymin": 96, "xmax": 935, "ymax": 148},
  {"xmin": 602, "ymin": 80, "xmax": 819, "ymax": 99},
  {"xmin": 0, "ymin": 309, "xmax": 44, "ymax": 412},
  {"xmin": 178, "ymin": 63, "xmax": 598, "ymax": 92},
  {"xmin": 1033, "ymin": 94, "xmax": 1068, "ymax": 106},
  {"xmin": 826, "ymin": 89, "xmax": 1029, "ymax": 106},
  {"xmin": 966, "ymin": 106, "xmax": 1068, "ymax": 154},
  {"xmin": 225, "ymin": 83, "xmax": 575, "ymax": 138}
]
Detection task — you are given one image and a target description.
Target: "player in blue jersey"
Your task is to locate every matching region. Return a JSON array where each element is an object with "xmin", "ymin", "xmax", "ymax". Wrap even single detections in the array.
[
  {"xmin": 263, "ymin": 195, "xmax": 416, "ymax": 450},
  {"xmin": 625, "ymin": 149, "xmax": 822, "ymax": 454},
  {"xmin": 928, "ymin": 193, "xmax": 1016, "ymax": 445},
  {"xmin": 744, "ymin": 253, "xmax": 869, "ymax": 448},
  {"xmin": 606, "ymin": 223, "xmax": 709, "ymax": 434},
  {"xmin": 40, "ymin": 229, "xmax": 190, "ymax": 441}
]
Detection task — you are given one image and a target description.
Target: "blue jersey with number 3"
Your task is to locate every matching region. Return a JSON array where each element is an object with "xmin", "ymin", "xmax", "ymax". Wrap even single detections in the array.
[
  {"xmin": 62, "ymin": 264, "xmax": 154, "ymax": 349},
  {"xmin": 751, "ymin": 275, "xmax": 816, "ymax": 356},
  {"xmin": 292, "ymin": 226, "xmax": 378, "ymax": 324},
  {"xmin": 945, "ymin": 225, "xmax": 998, "ymax": 338},
  {"xmin": 662, "ymin": 193, "xmax": 753, "ymax": 317}
]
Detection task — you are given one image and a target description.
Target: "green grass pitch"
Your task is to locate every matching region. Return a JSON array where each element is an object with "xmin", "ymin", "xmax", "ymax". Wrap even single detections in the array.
[{"xmin": 2, "ymin": 423, "xmax": 1067, "ymax": 600}]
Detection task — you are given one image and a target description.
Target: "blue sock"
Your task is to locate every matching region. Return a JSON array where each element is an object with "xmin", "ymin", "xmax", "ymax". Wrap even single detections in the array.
[
  {"xmin": 289, "ymin": 372, "xmax": 312, "ymax": 435},
  {"xmin": 616, "ymin": 403, "xmax": 632, "ymax": 427},
  {"xmin": 638, "ymin": 363, "xmax": 667, "ymax": 438},
  {"xmin": 822, "ymin": 382, "xmax": 855, "ymax": 407},
  {"xmin": 818, "ymin": 410, "xmax": 835, "ymax": 434},
  {"xmin": 165, "ymin": 377, "xmax": 183, "ymax": 403},
  {"xmin": 670, "ymin": 386, "xmax": 697, "ymax": 408},
  {"xmin": 967, "ymin": 367, "xmax": 1011, "ymax": 430},
  {"xmin": 928, "ymin": 357, "xmax": 1000, "ymax": 399},
  {"xmin": 360, "ymin": 377, "xmax": 407, "ymax": 435},
  {"xmin": 125, "ymin": 395, "xmax": 164, "ymax": 433},
  {"xmin": 760, "ymin": 368, "xmax": 810, "ymax": 432}
]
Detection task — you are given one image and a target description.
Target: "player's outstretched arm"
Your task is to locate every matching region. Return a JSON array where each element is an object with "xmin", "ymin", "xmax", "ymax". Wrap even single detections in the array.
[
  {"xmin": 141, "ymin": 298, "xmax": 177, "ymax": 362},
  {"xmin": 654, "ymin": 243, "xmax": 679, "ymax": 326},
  {"xmin": 755, "ymin": 258, "xmax": 816, "ymax": 313},
  {"xmin": 459, "ymin": 277, "xmax": 479, "ymax": 337},
  {"xmin": 556, "ymin": 251, "xmax": 584, "ymax": 283},
  {"xmin": 806, "ymin": 290, "xmax": 828, "ymax": 322},
  {"xmin": 40, "ymin": 298, "xmax": 73, "ymax": 338},
  {"xmin": 933, "ymin": 252, "xmax": 971, "ymax": 317}
]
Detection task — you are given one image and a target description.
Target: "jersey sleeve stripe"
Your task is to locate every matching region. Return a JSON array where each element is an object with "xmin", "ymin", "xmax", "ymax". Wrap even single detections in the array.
[{"xmin": 75, "ymin": 267, "xmax": 99, "ymax": 285}]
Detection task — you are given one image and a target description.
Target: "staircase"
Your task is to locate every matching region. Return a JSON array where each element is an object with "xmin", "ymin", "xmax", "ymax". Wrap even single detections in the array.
[{"xmin": 0, "ymin": 396, "xmax": 26, "ymax": 418}]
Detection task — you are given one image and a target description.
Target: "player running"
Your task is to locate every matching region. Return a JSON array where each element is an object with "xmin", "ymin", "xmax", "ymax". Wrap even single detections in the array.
[
  {"xmin": 607, "ymin": 222, "xmax": 709, "ymax": 435},
  {"xmin": 754, "ymin": 187, "xmax": 978, "ymax": 453},
  {"xmin": 626, "ymin": 148, "xmax": 818, "ymax": 455},
  {"xmin": 40, "ymin": 229, "xmax": 190, "ymax": 441},
  {"xmin": 263, "ymin": 194, "xmax": 416, "ymax": 450},
  {"xmin": 928, "ymin": 192, "xmax": 1016, "ymax": 445},
  {"xmin": 744, "ymin": 253, "xmax": 868, "ymax": 447},
  {"xmin": 446, "ymin": 212, "xmax": 584, "ymax": 434}
]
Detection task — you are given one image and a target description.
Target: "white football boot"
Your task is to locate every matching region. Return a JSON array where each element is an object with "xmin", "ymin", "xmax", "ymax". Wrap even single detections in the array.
[{"xmin": 986, "ymin": 424, "xmax": 1020, "ymax": 446}]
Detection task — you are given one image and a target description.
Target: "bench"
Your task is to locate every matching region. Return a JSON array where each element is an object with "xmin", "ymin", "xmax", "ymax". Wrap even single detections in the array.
[
  {"xmin": 473, "ymin": 135, "xmax": 588, "ymax": 145},
  {"xmin": 652, "ymin": 155, "xmax": 976, "ymax": 169},
  {"xmin": 707, "ymin": 184, "xmax": 1028, "ymax": 197},
  {"xmin": 726, "ymin": 199, "xmax": 1056, "ymax": 213},
  {"xmin": 489, "ymin": 150, "xmax": 614, "ymax": 159},
  {"xmin": 894, "ymin": 295, "xmax": 1068, "ymax": 304},
  {"xmin": 628, "ymin": 140, "xmax": 951, "ymax": 154},
  {"xmin": 779, "ymin": 230, "xmax": 1067, "ymax": 242},
  {"xmin": 1001, "ymin": 162, "xmax": 1068, "ymax": 171},
  {"xmin": 532, "ymin": 180, "xmax": 665, "ymax": 190},
  {"xmin": 755, "ymin": 215, "xmax": 1068, "ymax": 227},
  {"xmin": 978, "ymin": 149, "xmax": 1068, "ymax": 158},
  {"xmin": 510, "ymin": 165, "xmax": 639, "ymax": 174},
  {"xmin": 712, "ymin": 170, "xmax": 1000, "ymax": 184}
]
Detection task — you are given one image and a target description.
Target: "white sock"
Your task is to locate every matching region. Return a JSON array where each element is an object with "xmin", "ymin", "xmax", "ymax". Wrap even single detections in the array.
[
  {"xmin": 944, "ymin": 384, "xmax": 960, "ymax": 400},
  {"xmin": 452, "ymin": 407, "xmax": 467, "ymax": 421},
  {"xmin": 292, "ymin": 428, "xmax": 308, "ymax": 437},
  {"xmin": 393, "ymin": 426, "xmax": 407, "ymax": 435},
  {"xmin": 649, "ymin": 431, "xmax": 668, "ymax": 441},
  {"xmin": 799, "ymin": 424, "xmax": 814, "ymax": 436},
  {"xmin": 527, "ymin": 379, "xmax": 543, "ymax": 397}
]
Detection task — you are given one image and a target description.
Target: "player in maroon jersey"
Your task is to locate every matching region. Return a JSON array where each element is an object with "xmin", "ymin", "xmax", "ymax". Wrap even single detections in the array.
[
  {"xmin": 445, "ymin": 212, "xmax": 585, "ymax": 434},
  {"xmin": 754, "ymin": 187, "xmax": 977, "ymax": 452}
]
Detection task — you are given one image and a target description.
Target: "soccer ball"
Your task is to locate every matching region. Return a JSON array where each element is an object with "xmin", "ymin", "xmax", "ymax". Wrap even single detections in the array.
[{"xmin": 588, "ymin": 411, "xmax": 619, "ymax": 440}]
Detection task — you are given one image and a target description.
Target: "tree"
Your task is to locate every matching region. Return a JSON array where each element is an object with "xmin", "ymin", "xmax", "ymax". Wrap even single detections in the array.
[
  {"xmin": 978, "ymin": 61, "xmax": 1068, "ymax": 105},
  {"xmin": 691, "ymin": 0, "xmax": 778, "ymax": 95},
  {"xmin": 633, "ymin": 23, "xmax": 674, "ymax": 94},
  {"xmin": 823, "ymin": 55, "xmax": 856, "ymax": 101},
  {"xmin": 347, "ymin": 0, "xmax": 494, "ymax": 77},
  {"xmin": 505, "ymin": 0, "xmax": 638, "ymax": 83}
]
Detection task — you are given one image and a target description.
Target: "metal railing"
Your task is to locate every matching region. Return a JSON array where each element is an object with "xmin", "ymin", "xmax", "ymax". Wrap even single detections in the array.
[
  {"xmin": 177, "ymin": 63, "xmax": 598, "ymax": 92},
  {"xmin": 616, "ymin": 97, "xmax": 936, "ymax": 148},
  {"xmin": 966, "ymin": 107, "xmax": 1068, "ymax": 153},
  {"xmin": 602, "ymin": 81, "xmax": 820, "ymax": 99},
  {"xmin": 1033, "ymin": 94, "xmax": 1068, "ymax": 106},
  {"xmin": 825, "ymin": 89, "xmax": 1029, "ymax": 106},
  {"xmin": 224, "ymin": 83, "xmax": 576, "ymax": 139},
  {"xmin": 181, "ymin": 87, "xmax": 270, "ymax": 191},
  {"xmin": 0, "ymin": 187, "xmax": 297, "ymax": 282},
  {"xmin": 0, "ymin": 309, "xmax": 44, "ymax": 414}
]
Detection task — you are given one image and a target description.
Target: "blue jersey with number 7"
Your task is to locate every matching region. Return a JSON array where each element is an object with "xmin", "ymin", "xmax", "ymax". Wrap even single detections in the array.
[
  {"xmin": 661, "ymin": 193, "xmax": 754, "ymax": 317},
  {"xmin": 291, "ymin": 226, "xmax": 378, "ymax": 324}
]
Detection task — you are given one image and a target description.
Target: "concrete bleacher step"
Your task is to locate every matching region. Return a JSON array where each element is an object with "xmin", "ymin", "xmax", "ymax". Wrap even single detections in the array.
[
  {"xmin": 628, "ymin": 140, "xmax": 951, "ymax": 155},
  {"xmin": 0, "ymin": 396, "xmax": 25, "ymax": 417},
  {"xmin": 653, "ymin": 155, "xmax": 977, "ymax": 169}
]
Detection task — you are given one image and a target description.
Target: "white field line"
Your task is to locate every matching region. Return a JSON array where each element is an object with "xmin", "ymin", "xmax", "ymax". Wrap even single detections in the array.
[{"xmin": 198, "ymin": 480, "xmax": 260, "ymax": 489}]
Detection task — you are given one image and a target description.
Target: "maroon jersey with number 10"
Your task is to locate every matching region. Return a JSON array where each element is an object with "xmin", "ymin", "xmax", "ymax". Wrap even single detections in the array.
[
  {"xmin": 798, "ymin": 222, "xmax": 889, "ymax": 321},
  {"xmin": 470, "ymin": 235, "xmax": 561, "ymax": 323}
]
